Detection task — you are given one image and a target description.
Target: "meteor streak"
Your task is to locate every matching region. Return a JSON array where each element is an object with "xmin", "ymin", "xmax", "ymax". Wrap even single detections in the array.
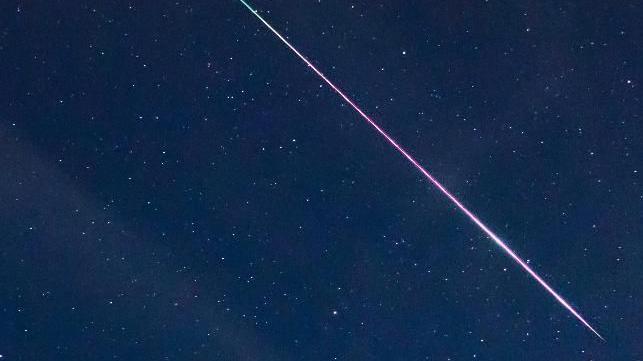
[{"xmin": 237, "ymin": 0, "xmax": 604, "ymax": 340}]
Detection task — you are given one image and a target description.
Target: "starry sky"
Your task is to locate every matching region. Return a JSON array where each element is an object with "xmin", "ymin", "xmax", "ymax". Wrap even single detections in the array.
[{"xmin": 1, "ymin": 1, "xmax": 642, "ymax": 360}]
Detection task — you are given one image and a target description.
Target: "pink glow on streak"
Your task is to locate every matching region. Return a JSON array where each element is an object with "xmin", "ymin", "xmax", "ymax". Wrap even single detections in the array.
[{"xmin": 238, "ymin": 0, "xmax": 603, "ymax": 340}]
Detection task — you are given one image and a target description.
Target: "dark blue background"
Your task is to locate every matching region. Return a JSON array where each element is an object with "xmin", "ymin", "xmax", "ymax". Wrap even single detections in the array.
[{"xmin": 1, "ymin": 1, "xmax": 641, "ymax": 360}]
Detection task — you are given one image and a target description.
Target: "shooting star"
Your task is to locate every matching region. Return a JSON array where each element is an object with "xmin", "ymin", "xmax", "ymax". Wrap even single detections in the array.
[{"xmin": 237, "ymin": 0, "xmax": 604, "ymax": 340}]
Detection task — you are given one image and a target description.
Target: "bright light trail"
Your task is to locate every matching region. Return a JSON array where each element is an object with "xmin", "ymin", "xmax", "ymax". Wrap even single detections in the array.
[{"xmin": 237, "ymin": 0, "xmax": 604, "ymax": 341}]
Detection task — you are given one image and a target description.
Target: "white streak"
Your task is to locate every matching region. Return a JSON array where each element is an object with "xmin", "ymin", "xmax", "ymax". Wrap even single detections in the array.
[{"xmin": 238, "ymin": 0, "xmax": 603, "ymax": 341}]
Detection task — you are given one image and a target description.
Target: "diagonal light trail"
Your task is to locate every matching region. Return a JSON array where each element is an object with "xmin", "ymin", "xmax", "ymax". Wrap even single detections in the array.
[{"xmin": 237, "ymin": 0, "xmax": 604, "ymax": 341}]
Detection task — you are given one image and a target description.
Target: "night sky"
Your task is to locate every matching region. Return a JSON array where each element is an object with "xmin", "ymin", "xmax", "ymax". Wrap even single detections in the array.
[{"xmin": 1, "ymin": 1, "xmax": 642, "ymax": 360}]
